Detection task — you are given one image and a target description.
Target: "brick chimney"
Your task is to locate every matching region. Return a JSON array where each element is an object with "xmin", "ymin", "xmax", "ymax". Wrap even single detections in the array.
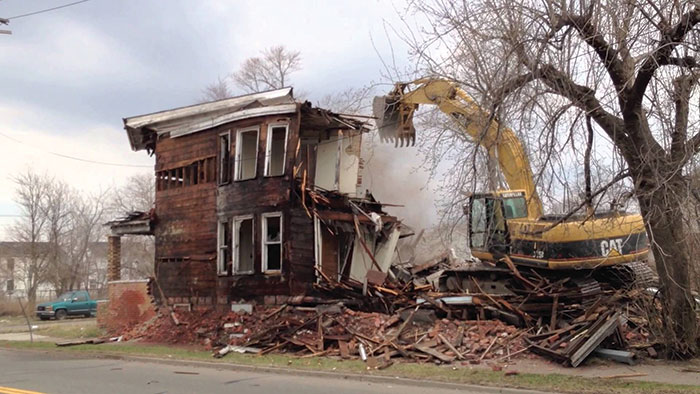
[{"xmin": 107, "ymin": 235, "xmax": 121, "ymax": 281}]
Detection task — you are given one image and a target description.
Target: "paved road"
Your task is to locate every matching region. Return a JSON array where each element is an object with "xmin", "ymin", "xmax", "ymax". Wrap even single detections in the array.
[{"xmin": 0, "ymin": 349, "xmax": 506, "ymax": 394}]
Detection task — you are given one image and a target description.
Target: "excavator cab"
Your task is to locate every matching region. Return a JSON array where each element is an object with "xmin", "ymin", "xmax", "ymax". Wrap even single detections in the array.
[{"xmin": 466, "ymin": 191, "xmax": 528, "ymax": 259}]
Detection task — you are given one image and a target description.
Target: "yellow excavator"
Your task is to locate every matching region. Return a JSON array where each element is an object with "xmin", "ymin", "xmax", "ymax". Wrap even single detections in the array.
[{"xmin": 374, "ymin": 79, "xmax": 654, "ymax": 291}]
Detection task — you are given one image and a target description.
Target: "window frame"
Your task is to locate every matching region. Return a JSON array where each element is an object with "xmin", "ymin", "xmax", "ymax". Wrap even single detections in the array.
[
  {"xmin": 264, "ymin": 123, "xmax": 289, "ymax": 177},
  {"xmin": 234, "ymin": 126, "xmax": 260, "ymax": 181},
  {"xmin": 233, "ymin": 214, "xmax": 255, "ymax": 275},
  {"xmin": 217, "ymin": 218, "xmax": 230, "ymax": 275},
  {"xmin": 261, "ymin": 212, "xmax": 283, "ymax": 273},
  {"xmin": 218, "ymin": 131, "xmax": 232, "ymax": 185}
]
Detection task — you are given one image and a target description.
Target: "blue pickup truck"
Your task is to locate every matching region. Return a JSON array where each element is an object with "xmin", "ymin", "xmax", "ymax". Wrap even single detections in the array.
[{"xmin": 35, "ymin": 290, "xmax": 97, "ymax": 320}]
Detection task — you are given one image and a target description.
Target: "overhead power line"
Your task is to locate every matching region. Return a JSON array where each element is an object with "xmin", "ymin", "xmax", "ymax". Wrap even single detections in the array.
[
  {"xmin": 0, "ymin": 131, "xmax": 152, "ymax": 168},
  {"xmin": 8, "ymin": 0, "xmax": 92, "ymax": 20}
]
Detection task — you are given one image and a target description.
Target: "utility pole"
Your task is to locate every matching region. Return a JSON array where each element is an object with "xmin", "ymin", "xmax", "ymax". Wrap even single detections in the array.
[{"xmin": 0, "ymin": 17, "xmax": 10, "ymax": 35}]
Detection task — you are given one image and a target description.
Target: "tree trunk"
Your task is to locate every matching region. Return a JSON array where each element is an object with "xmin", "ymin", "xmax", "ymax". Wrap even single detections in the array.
[
  {"xmin": 26, "ymin": 285, "xmax": 37, "ymax": 305},
  {"xmin": 635, "ymin": 170, "xmax": 698, "ymax": 358}
]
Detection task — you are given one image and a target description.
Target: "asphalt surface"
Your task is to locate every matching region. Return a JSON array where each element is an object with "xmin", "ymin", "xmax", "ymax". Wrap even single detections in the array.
[{"xmin": 0, "ymin": 349, "xmax": 506, "ymax": 394}]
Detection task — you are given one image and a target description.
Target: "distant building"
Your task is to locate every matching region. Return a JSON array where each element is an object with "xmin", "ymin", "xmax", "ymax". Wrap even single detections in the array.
[
  {"xmin": 0, "ymin": 242, "xmax": 54, "ymax": 299},
  {"xmin": 0, "ymin": 241, "xmax": 108, "ymax": 300}
]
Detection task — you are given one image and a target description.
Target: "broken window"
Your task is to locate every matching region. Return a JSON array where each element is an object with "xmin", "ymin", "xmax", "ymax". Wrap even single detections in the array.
[
  {"xmin": 233, "ymin": 216, "xmax": 254, "ymax": 274},
  {"xmin": 156, "ymin": 157, "xmax": 215, "ymax": 191},
  {"xmin": 219, "ymin": 132, "xmax": 231, "ymax": 184},
  {"xmin": 235, "ymin": 127, "xmax": 259, "ymax": 181},
  {"xmin": 262, "ymin": 212, "xmax": 282, "ymax": 272},
  {"xmin": 217, "ymin": 219, "xmax": 231, "ymax": 275},
  {"xmin": 265, "ymin": 124, "xmax": 288, "ymax": 177}
]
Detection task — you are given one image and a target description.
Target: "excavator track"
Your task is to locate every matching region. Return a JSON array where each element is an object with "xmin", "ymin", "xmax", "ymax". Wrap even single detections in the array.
[{"xmin": 596, "ymin": 260, "xmax": 658, "ymax": 289}]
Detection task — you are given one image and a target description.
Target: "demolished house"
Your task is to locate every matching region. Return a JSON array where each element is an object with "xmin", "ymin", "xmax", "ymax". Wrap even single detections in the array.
[
  {"xmin": 108, "ymin": 88, "xmax": 403, "ymax": 309},
  {"xmin": 102, "ymin": 88, "xmax": 664, "ymax": 370}
]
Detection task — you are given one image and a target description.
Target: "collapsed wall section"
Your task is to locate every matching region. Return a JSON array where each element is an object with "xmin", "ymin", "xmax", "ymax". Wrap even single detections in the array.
[{"xmin": 97, "ymin": 279, "xmax": 156, "ymax": 334}]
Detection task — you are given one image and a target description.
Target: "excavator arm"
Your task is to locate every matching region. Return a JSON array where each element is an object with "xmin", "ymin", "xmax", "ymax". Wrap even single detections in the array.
[{"xmin": 373, "ymin": 79, "xmax": 543, "ymax": 219}]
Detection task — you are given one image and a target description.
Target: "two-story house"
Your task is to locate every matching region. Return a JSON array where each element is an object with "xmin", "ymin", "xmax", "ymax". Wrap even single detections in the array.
[{"xmin": 113, "ymin": 88, "xmax": 402, "ymax": 309}]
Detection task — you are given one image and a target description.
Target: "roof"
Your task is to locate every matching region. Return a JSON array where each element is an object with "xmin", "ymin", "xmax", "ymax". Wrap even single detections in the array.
[
  {"xmin": 0, "ymin": 242, "xmax": 53, "ymax": 257},
  {"xmin": 105, "ymin": 210, "xmax": 154, "ymax": 236},
  {"xmin": 124, "ymin": 88, "xmax": 297, "ymax": 152}
]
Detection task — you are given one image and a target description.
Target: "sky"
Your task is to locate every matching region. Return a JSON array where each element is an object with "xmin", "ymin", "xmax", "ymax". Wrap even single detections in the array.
[{"xmin": 0, "ymin": 0, "xmax": 438, "ymax": 238}]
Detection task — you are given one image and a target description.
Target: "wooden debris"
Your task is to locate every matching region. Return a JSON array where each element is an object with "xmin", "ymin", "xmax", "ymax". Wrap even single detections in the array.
[
  {"xmin": 55, "ymin": 338, "xmax": 106, "ymax": 347},
  {"xmin": 600, "ymin": 373, "xmax": 648, "ymax": 379}
]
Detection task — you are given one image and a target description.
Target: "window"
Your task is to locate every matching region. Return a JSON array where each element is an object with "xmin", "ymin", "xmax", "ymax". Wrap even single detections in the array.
[
  {"xmin": 217, "ymin": 219, "xmax": 231, "ymax": 275},
  {"xmin": 265, "ymin": 124, "xmax": 288, "ymax": 177},
  {"xmin": 233, "ymin": 216, "xmax": 254, "ymax": 274},
  {"xmin": 502, "ymin": 197, "xmax": 528, "ymax": 219},
  {"xmin": 235, "ymin": 127, "xmax": 259, "ymax": 180},
  {"xmin": 156, "ymin": 157, "xmax": 216, "ymax": 191},
  {"xmin": 74, "ymin": 292, "xmax": 87, "ymax": 302},
  {"xmin": 6, "ymin": 279, "xmax": 13, "ymax": 292},
  {"xmin": 219, "ymin": 132, "xmax": 231, "ymax": 184},
  {"xmin": 6, "ymin": 258, "xmax": 14, "ymax": 273},
  {"xmin": 262, "ymin": 212, "xmax": 282, "ymax": 272},
  {"xmin": 470, "ymin": 198, "xmax": 487, "ymax": 249}
]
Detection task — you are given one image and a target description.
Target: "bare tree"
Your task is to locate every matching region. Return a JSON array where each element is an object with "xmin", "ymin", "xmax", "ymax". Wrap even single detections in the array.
[
  {"xmin": 42, "ymin": 178, "xmax": 73, "ymax": 294},
  {"xmin": 404, "ymin": 0, "xmax": 699, "ymax": 357},
  {"xmin": 200, "ymin": 76, "xmax": 233, "ymax": 103},
  {"xmin": 63, "ymin": 191, "xmax": 109, "ymax": 292},
  {"xmin": 232, "ymin": 45, "xmax": 302, "ymax": 93},
  {"xmin": 11, "ymin": 170, "xmax": 50, "ymax": 304},
  {"xmin": 317, "ymin": 86, "xmax": 373, "ymax": 114},
  {"xmin": 111, "ymin": 173, "xmax": 155, "ymax": 214}
]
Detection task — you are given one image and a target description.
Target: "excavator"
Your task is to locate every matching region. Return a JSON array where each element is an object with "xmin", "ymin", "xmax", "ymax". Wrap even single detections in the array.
[{"xmin": 373, "ymin": 79, "xmax": 655, "ymax": 297}]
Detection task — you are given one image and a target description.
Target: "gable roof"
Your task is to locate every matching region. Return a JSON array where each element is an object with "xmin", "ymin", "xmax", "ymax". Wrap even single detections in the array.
[{"xmin": 124, "ymin": 88, "xmax": 297, "ymax": 152}]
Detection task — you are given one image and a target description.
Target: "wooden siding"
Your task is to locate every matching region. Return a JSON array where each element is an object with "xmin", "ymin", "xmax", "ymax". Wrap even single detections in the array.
[
  {"xmin": 154, "ymin": 128, "xmax": 218, "ymax": 300},
  {"xmin": 153, "ymin": 108, "xmax": 320, "ymax": 301}
]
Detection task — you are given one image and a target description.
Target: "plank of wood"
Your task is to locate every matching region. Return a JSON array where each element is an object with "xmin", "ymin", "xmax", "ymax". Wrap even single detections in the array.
[
  {"xmin": 600, "ymin": 373, "xmax": 647, "ymax": 379},
  {"xmin": 438, "ymin": 333, "xmax": 464, "ymax": 360},
  {"xmin": 414, "ymin": 343, "xmax": 455, "ymax": 363},
  {"xmin": 338, "ymin": 340, "xmax": 350, "ymax": 359},
  {"xmin": 479, "ymin": 337, "xmax": 498, "ymax": 361}
]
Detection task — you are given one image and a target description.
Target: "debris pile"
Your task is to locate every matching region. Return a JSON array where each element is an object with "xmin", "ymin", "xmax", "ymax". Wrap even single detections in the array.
[
  {"xmin": 314, "ymin": 254, "xmax": 661, "ymax": 367},
  {"xmin": 114, "ymin": 249, "xmax": 661, "ymax": 368},
  {"xmin": 120, "ymin": 303, "xmax": 531, "ymax": 366}
]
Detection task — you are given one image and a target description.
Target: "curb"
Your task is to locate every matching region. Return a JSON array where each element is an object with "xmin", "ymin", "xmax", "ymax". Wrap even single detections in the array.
[{"xmin": 54, "ymin": 349, "xmax": 554, "ymax": 394}]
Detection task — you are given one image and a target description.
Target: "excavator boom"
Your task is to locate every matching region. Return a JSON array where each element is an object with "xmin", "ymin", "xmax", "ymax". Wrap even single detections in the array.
[{"xmin": 373, "ymin": 79, "xmax": 543, "ymax": 219}]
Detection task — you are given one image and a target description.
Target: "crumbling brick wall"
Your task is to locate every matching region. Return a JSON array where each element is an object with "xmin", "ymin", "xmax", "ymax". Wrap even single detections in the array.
[{"xmin": 97, "ymin": 279, "xmax": 156, "ymax": 334}]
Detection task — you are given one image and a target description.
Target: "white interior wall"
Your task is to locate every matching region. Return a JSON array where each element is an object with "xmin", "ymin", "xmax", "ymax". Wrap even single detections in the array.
[
  {"xmin": 338, "ymin": 132, "xmax": 361, "ymax": 196},
  {"xmin": 314, "ymin": 133, "xmax": 339, "ymax": 190}
]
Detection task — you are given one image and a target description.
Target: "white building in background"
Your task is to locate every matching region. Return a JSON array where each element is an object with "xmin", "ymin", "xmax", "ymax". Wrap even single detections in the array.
[
  {"xmin": 0, "ymin": 241, "xmax": 108, "ymax": 301},
  {"xmin": 0, "ymin": 242, "xmax": 55, "ymax": 300}
]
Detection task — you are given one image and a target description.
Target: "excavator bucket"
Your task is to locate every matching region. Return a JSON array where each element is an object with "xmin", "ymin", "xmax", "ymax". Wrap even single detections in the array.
[{"xmin": 373, "ymin": 95, "xmax": 416, "ymax": 147}]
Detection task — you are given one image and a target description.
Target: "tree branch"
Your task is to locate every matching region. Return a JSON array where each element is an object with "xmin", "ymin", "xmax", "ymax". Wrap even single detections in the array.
[
  {"xmin": 672, "ymin": 74, "xmax": 697, "ymax": 163},
  {"xmin": 524, "ymin": 169, "xmax": 631, "ymax": 235},
  {"xmin": 533, "ymin": 64, "xmax": 627, "ymax": 146},
  {"xmin": 631, "ymin": 7, "xmax": 700, "ymax": 102},
  {"xmin": 556, "ymin": 14, "xmax": 629, "ymax": 90},
  {"xmin": 660, "ymin": 56, "xmax": 700, "ymax": 68}
]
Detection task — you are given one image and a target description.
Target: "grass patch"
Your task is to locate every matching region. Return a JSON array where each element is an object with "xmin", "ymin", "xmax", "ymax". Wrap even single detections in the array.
[
  {"xmin": 0, "ymin": 315, "xmax": 34, "ymax": 326},
  {"xmin": 0, "ymin": 340, "xmax": 696, "ymax": 394},
  {"xmin": 34, "ymin": 323, "xmax": 105, "ymax": 339}
]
